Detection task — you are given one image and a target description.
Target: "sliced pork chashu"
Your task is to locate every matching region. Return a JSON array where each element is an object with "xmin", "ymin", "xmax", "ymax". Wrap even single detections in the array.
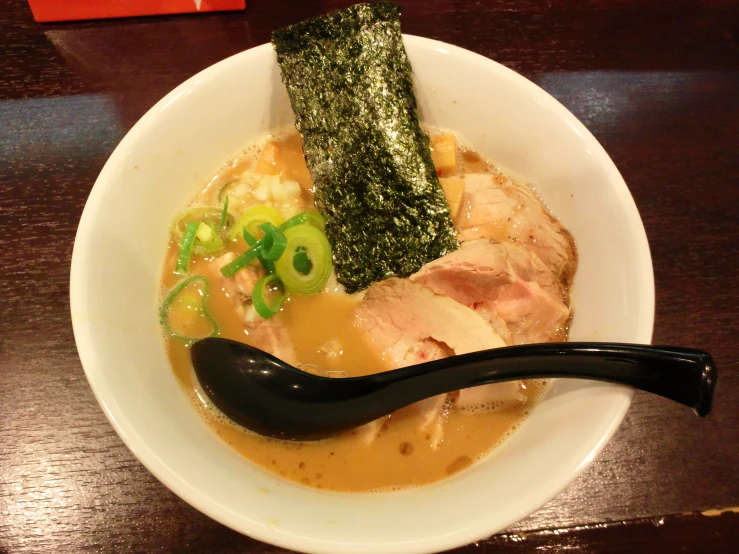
[
  {"xmin": 353, "ymin": 278, "xmax": 522, "ymax": 445},
  {"xmin": 413, "ymin": 239, "xmax": 571, "ymax": 345},
  {"xmin": 354, "ymin": 278, "xmax": 508, "ymax": 365},
  {"xmin": 457, "ymin": 173, "xmax": 577, "ymax": 286}
]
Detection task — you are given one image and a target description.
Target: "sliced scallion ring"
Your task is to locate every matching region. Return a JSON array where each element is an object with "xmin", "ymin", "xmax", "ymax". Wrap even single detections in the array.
[
  {"xmin": 175, "ymin": 221, "xmax": 200, "ymax": 274},
  {"xmin": 251, "ymin": 274, "xmax": 286, "ymax": 319},
  {"xmin": 193, "ymin": 221, "xmax": 224, "ymax": 255},
  {"xmin": 170, "ymin": 206, "xmax": 232, "ymax": 239},
  {"xmin": 159, "ymin": 275, "xmax": 219, "ymax": 342},
  {"xmin": 230, "ymin": 205, "xmax": 285, "ymax": 241},
  {"xmin": 220, "ymin": 243, "xmax": 263, "ymax": 277},
  {"xmin": 292, "ymin": 245, "xmax": 312, "ymax": 275},
  {"xmin": 219, "ymin": 197, "xmax": 229, "ymax": 230},
  {"xmin": 217, "ymin": 180, "xmax": 234, "ymax": 202},
  {"xmin": 259, "ymin": 222, "xmax": 288, "ymax": 261},
  {"xmin": 242, "ymin": 228, "xmax": 275, "ymax": 273},
  {"xmin": 274, "ymin": 223, "xmax": 332, "ymax": 294},
  {"xmin": 242, "ymin": 228, "xmax": 258, "ymax": 248},
  {"xmin": 279, "ymin": 210, "xmax": 325, "ymax": 232}
]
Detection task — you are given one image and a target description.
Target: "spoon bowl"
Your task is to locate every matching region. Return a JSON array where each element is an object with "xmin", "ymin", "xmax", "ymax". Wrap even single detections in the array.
[{"xmin": 192, "ymin": 337, "xmax": 717, "ymax": 441}]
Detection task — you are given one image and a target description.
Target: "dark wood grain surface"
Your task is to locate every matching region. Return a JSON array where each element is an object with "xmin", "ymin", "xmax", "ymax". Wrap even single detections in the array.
[{"xmin": 1, "ymin": 0, "xmax": 738, "ymax": 552}]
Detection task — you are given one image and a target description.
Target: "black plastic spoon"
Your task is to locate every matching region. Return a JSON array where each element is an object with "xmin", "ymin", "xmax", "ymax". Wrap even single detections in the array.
[{"xmin": 191, "ymin": 338, "xmax": 717, "ymax": 441}]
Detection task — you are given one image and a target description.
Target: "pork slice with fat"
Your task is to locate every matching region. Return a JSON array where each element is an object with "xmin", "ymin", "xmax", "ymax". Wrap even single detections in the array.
[
  {"xmin": 413, "ymin": 239, "xmax": 570, "ymax": 345},
  {"xmin": 354, "ymin": 278, "xmax": 522, "ymax": 443},
  {"xmin": 457, "ymin": 173, "xmax": 577, "ymax": 286},
  {"xmin": 354, "ymin": 278, "xmax": 507, "ymax": 365}
]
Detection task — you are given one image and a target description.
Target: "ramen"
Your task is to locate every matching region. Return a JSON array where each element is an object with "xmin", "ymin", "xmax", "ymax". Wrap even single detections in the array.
[{"xmin": 159, "ymin": 129, "xmax": 577, "ymax": 492}]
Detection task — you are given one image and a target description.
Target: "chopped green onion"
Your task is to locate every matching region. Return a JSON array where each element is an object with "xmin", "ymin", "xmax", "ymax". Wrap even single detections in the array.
[
  {"xmin": 279, "ymin": 210, "xmax": 325, "ymax": 232},
  {"xmin": 219, "ymin": 197, "xmax": 229, "ymax": 230},
  {"xmin": 175, "ymin": 221, "xmax": 200, "ymax": 274},
  {"xmin": 217, "ymin": 180, "xmax": 234, "ymax": 202},
  {"xmin": 171, "ymin": 206, "xmax": 229, "ymax": 257},
  {"xmin": 193, "ymin": 221, "xmax": 224, "ymax": 255},
  {"xmin": 242, "ymin": 228, "xmax": 275, "ymax": 273},
  {"xmin": 230, "ymin": 205, "xmax": 285, "ymax": 241},
  {"xmin": 220, "ymin": 247, "xmax": 262, "ymax": 277},
  {"xmin": 261, "ymin": 258, "xmax": 276, "ymax": 274},
  {"xmin": 170, "ymin": 206, "xmax": 232, "ymax": 239},
  {"xmin": 292, "ymin": 246, "xmax": 312, "ymax": 275},
  {"xmin": 159, "ymin": 275, "xmax": 219, "ymax": 342},
  {"xmin": 196, "ymin": 222, "xmax": 213, "ymax": 242},
  {"xmin": 259, "ymin": 222, "xmax": 288, "ymax": 261},
  {"xmin": 251, "ymin": 274, "xmax": 286, "ymax": 319},
  {"xmin": 242, "ymin": 228, "xmax": 258, "ymax": 248},
  {"xmin": 274, "ymin": 223, "xmax": 332, "ymax": 294}
]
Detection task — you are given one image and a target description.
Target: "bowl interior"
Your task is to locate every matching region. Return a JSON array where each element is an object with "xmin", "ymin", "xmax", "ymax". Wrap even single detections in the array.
[{"xmin": 70, "ymin": 36, "xmax": 654, "ymax": 554}]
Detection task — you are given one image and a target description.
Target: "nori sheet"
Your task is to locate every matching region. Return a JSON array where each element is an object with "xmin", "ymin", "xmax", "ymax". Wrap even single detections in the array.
[{"xmin": 272, "ymin": 2, "xmax": 459, "ymax": 293}]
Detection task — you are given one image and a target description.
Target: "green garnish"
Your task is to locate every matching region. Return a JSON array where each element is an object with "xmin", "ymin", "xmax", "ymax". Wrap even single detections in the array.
[
  {"xmin": 272, "ymin": 2, "xmax": 458, "ymax": 293},
  {"xmin": 274, "ymin": 223, "xmax": 332, "ymax": 294},
  {"xmin": 259, "ymin": 222, "xmax": 288, "ymax": 261},
  {"xmin": 292, "ymin": 246, "xmax": 311, "ymax": 275},
  {"xmin": 159, "ymin": 275, "xmax": 219, "ymax": 342},
  {"xmin": 242, "ymin": 228, "xmax": 257, "ymax": 248},
  {"xmin": 175, "ymin": 221, "xmax": 200, "ymax": 274},
  {"xmin": 194, "ymin": 221, "xmax": 224, "ymax": 254},
  {"xmin": 170, "ymin": 206, "xmax": 229, "ymax": 257},
  {"xmin": 226, "ymin": 209, "xmax": 287, "ymax": 276},
  {"xmin": 217, "ymin": 180, "xmax": 234, "ymax": 202},
  {"xmin": 251, "ymin": 274, "xmax": 286, "ymax": 319},
  {"xmin": 241, "ymin": 228, "xmax": 275, "ymax": 273},
  {"xmin": 279, "ymin": 210, "xmax": 325, "ymax": 232},
  {"xmin": 230, "ymin": 205, "xmax": 285, "ymax": 242},
  {"xmin": 219, "ymin": 197, "xmax": 229, "ymax": 230},
  {"xmin": 219, "ymin": 211, "xmax": 329, "ymax": 292},
  {"xmin": 219, "ymin": 244, "xmax": 262, "ymax": 278},
  {"xmin": 171, "ymin": 206, "xmax": 232, "ymax": 239}
]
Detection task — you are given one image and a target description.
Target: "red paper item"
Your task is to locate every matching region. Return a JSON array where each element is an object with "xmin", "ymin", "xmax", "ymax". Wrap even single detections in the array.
[{"xmin": 28, "ymin": 0, "xmax": 246, "ymax": 23}]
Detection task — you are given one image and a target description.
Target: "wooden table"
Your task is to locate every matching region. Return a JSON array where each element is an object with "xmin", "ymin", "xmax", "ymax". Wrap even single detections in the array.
[{"xmin": 1, "ymin": 1, "xmax": 737, "ymax": 552}]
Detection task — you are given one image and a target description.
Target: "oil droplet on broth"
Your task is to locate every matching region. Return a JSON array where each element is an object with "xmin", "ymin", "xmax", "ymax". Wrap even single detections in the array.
[{"xmin": 446, "ymin": 455, "xmax": 473, "ymax": 475}]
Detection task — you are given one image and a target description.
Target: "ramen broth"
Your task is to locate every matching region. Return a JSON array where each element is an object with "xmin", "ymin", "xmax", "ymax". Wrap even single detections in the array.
[{"xmin": 162, "ymin": 130, "xmax": 557, "ymax": 492}]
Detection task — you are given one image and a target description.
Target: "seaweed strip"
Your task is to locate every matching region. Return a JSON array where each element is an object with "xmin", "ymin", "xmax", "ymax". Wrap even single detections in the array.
[{"xmin": 272, "ymin": 2, "xmax": 458, "ymax": 293}]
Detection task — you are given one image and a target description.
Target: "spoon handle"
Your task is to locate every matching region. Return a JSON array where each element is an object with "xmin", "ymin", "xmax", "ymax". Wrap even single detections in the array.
[{"xmin": 385, "ymin": 343, "xmax": 717, "ymax": 416}]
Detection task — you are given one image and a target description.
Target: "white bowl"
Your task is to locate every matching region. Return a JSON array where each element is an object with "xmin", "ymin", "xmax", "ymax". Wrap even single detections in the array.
[{"xmin": 70, "ymin": 36, "xmax": 654, "ymax": 554}]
